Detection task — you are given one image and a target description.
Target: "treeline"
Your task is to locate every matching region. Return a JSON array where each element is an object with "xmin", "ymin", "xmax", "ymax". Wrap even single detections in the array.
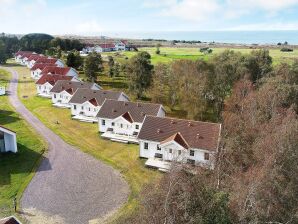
[
  {"xmin": 0, "ymin": 33, "xmax": 84, "ymax": 63},
  {"xmin": 124, "ymin": 53, "xmax": 298, "ymax": 223},
  {"xmin": 124, "ymin": 49, "xmax": 273, "ymax": 121}
]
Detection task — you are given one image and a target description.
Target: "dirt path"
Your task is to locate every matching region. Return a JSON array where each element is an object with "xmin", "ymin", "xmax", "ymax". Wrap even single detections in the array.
[{"xmin": 3, "ymin": 67, "xmax": 129, "ymax": 224}]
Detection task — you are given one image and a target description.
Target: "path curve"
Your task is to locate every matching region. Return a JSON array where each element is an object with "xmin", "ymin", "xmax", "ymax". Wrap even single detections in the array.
[{"xmin": 3, "ymin": 67, "xmax": 129, "ymax": 224}]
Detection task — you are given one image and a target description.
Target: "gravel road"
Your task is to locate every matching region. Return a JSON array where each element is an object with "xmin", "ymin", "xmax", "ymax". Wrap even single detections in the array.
[{"xmin": 3, "ymin": 67, "xmax": 129, "ymax": 224}]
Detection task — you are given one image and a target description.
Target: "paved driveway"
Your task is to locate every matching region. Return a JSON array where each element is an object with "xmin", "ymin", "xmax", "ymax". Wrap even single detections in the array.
[{"xmin": 3, "ymin": 67, "xmax": 129, "ymax": 224}]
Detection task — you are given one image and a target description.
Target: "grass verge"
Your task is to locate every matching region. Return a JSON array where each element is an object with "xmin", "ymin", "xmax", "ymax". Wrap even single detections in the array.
[{"xmin": 0, "ymin": 68, "xmax": 47, "ymax": 219}]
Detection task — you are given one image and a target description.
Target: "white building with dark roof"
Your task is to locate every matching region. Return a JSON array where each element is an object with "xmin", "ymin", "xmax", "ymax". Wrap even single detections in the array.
[
  {"xmin": 96, "ymin": 99, "xmax": 165, "ymax": 143},
  {"xmin": 0, "ymin": 126, "xmax": 17, "ymax": 153},
  {"xmin": 69, "ymin": 89, "xmax": 129, "ymax": 122},
  {"xmin": 137, "ymin": 116, "xmax": 221, "ymax": 171}
]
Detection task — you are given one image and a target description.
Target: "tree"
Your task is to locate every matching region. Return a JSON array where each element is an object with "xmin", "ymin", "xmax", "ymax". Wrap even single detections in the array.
[
  {"xmin": 84, "ymin": 52, "xmax": 103, "ymax": 82},
  {"xmin": 0, "ymin": 40, "xmax": 8, "ymax": 64},
  {"xmin": 126, "ymin": 51, "xmax": 153, "ymax": 98},
  {"xmin": 108, "ymin": 56, "xmax": 115, "ymax": 77},
  {"xmin": 20, "ymin": 33, "xmax": 54, "ymax": 53},
  {"xmin": 114, "ymin": 62, "xmax": 120, "ymax": 77},
  {"xmin": 66, "ymin": 51, "xmax": 83, "ymax": 69},
  {"xmin": 155, "ymin": 43, "xmax": 161, "ymax": 55}
]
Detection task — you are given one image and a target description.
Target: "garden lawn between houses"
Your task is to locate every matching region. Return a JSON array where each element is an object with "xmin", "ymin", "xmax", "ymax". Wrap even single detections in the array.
[
  {"xmin": 5, "ymin": 61, "xmax": 161, "ymax": 223},
  {"xmin": 0, "ymin": 69, "xmax": 46, "ymax": 219}
]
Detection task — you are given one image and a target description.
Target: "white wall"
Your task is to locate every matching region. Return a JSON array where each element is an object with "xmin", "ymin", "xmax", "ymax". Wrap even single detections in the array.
[
  {"xmin": 0, "ymin": 86, "xmax": 5, "ymax": 95},
  {"xmin": 70, "ymin": 101, "xmax": 100, "ymax": 117},
  {"xmin": 98, "ymin": 117, "xmax": 142, "ymax": 136},
  {"xmin": 31, "ymin": 69, "xmax": 42, "ymax": 79},
  {"xmin": 51, "ymin": 91, "xmax": 72, "ymax": 105},
  {"xmin": 37, "ymin": 82, "xmax": 53, "ymax": 96},
  {"xmin": 139, "ymin": 139, "xmax": 215, "ymax": 167},
  {"xmin": 4, "ymin": 133, "xmax": 17, "ymax": 153}
]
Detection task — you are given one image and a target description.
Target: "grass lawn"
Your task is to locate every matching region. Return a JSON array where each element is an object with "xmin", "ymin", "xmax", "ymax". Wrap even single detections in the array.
[
  {"xmin": 0, "ymin": 69, "xmax": 46, "ymax": 219},
  {"xmin": 5, "ymin": 61, "xmax": 161, "ymax": 223},
  {"xmin": 103, "ymin": 47, "xmax": 298, "ymax": 65}
]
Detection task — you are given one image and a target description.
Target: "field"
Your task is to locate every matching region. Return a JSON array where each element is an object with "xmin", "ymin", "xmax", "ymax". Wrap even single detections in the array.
[
  {"xmin": 0, "ymin": 69, "xmax": 46, "ymax": 219},
  {"xmin": 5, "ymin": 61, "xmax": 161, "ymax": 223},
  {"xmin": 103, "ymin": 47, "xmax": 298, "ymax": 65}
]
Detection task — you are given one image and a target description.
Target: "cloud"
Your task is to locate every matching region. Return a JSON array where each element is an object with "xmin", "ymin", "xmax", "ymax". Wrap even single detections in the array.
[
  {"xmin": 227, "ymin": 21, "xmax": 298, "ymax": 31},
  {"xmin": 75, "ymin": 21, "xmax": 103, "ymax": 34}
]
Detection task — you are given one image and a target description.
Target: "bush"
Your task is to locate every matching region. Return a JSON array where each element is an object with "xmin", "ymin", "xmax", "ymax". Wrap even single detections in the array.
[{"xmin": 280, "ymin": 48, "xmax": 293, "ymax": 52}]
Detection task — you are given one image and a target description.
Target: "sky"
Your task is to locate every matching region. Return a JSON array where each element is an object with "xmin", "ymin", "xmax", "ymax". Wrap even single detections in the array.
[{"xmin": 1, "ymin": 0, "xmax": 298, "ymax": 36}]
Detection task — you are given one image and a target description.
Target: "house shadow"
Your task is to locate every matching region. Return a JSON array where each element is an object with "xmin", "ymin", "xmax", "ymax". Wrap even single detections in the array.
[
  {"xmin": 0, "ymin": 110, "xmax": 21, "ymax": 125},
  {"xmin": 0, "ymin": 143, "xmax": 51, "ymax": 186}
]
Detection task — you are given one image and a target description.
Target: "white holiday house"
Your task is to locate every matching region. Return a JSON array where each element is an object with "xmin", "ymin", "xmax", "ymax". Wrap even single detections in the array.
[
  {"xmin": 69, "ymin": 89, "xmax": 129, "ymax": 122},
  {"xmin": 35, "ymin": 74, "xmax": 79, "ymax": 98},
  {"xmin": 26, "ymin": 54, "xmax": 47, "ymax": 68},
  {"xmin": 97, "ymin": 100, "xmax": 165, "ymax": 143},
  {"xmin": 15, "ymin": 51, "xmax": 34, "ymax": 63},
  {"xmin": 138, "ymin": 116, "xmax": 221, "ymax": 171},
  {"xmin": 0, "ymin": 86, "xmax": 5, "ymax": 96},
  {"xmin": 19, "ymin": 53, "xmax": 36, "ymax": 65},
  {"xmin": 40, "ymin": 66, "xmax": 78, "ymax": 78},
  {"xmin": 50, "ymin": 80, "xmax": 102, "ymax": 108},
  {"xmin": 34, "ymin": 58, "xmax": 65, "ymax": 67},
  {"xmin": 30, "ymin": 63, "xmax": 57, "ymax": 79},
  {"xmin": 0, "ymin": 126, "xmax": 17, "ymax": 153}
]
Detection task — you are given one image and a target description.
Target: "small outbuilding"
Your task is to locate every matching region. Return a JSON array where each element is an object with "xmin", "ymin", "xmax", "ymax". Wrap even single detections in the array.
[{"xmin": 0, "ymin": 125, "xmax": 18, "ymax": 153}]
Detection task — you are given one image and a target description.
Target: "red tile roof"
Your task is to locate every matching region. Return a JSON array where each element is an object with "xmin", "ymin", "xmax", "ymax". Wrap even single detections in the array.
[
  {"xmin": 20, "ymin": 53, "xmax": 35, "ymax": 59},
  {"xmin": 35, "ymin": 74, "xmax": 73, "ymax": 86},
  {"xmin": 30, "ymin": 63, "xmax": 57, "ymax": 71},
  {"xmin": 35, "ymin": 58, "xmax": 58, "ymax": 64},
  {"xmin": 41, "ymin": 66, "xmax": 73, "ymax": 76},
  {"xmin": 27, "ymin": 54, "xmax": 46, "ymax": 62},
  {"xmin": 98, "ymin": 43, "xmax": 115, "ymax": 49},
  {"xmin": 15, "ymin": 51, "xmax": 34, "ymax": 57},
  {"xmin": 138, "ymin": 116, "xmax": 221, "ymax": 152}
]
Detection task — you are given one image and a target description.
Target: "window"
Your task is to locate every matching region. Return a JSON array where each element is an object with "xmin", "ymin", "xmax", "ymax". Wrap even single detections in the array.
[
  {"xmin": 187, "ymin": 159, "xmax": 195, "ymax": 165},
  {"xmin": 144, "ymin": 142, "xmax": 148, "ymax": 150},
  {"xmin": 204, "ymin": 153, "xmax": 210, "ymax": 160},
  {"xmin": 94, "ymin": 108, "xmax": 96, "ymax": 112},
  {"xmin": 74, "ymin": 105, "xmax": 77, "ymax": 110},
  {"xmin": 157, "ymin": 145, "xmax": 161, "ymax": 151},
  {"xmin": 120, "ymin": 124, "xmax": 123, "ymax": 128},
  {"xmin": 88, "ymin": 107, "xmax": 91, "ymax": 111},
  {"xmin": 178, "ymin": 150, "xmax": 181, "ymax": 155},
  {"xmin": 101, "ymin": 120, "xmax": 105, "ymax": 125},
  {"xmin": 39, "ymin": 86, "xmax": 41, "ymax": 89},
  {"xmin": 135, "ymin": 124, "xmax": 139, "ymax": 130},
  {"xmin": 190, "ymin": 150, "xmax": 194, "ymax": 156},
  {"xmin": 112, "ymin": 122, "xmax": 115, "ymax": 126},
  {"xmin": 169, "ymin": 148, "xmax": 172, "ymax": 153},
  {"xmin": 54, "ymin": 94, "xmax": 56, "ymax": 99},
  {"xmin": 81, "ymin": 106, "xmax": 84, "ymax": 110}
]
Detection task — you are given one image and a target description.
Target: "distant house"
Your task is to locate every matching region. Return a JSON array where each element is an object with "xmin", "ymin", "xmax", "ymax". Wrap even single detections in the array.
[
  {"xmin": 19, "ymin": 53, "xmax": 36, "ymax": 65},
  {"xmin": 69, "ymin": 89, "xmax": 129, "ymax": 122},
  {"xmin": 0, "ymin": 126, "xmax": 18, "ymax": 153},
  {"xmin": 0, "ymin": 216, "xmax": 22, "ymax": 224},
  {"xmin": 138, "ymin": 116, "xmax": 221, "ymax": 170},
  {"xmin": 50, "ymin": 80, "xmax": 102, "ymax": 108},
  {"xmin": 30, "ymin": 63, "xmax": 57, "ymax": 79},
  {"xmin": 40, "ymin": 66, "xmax": 79, "ymax": 78},
  {"xmin": 97, "ymin": 100, "xmax": 165, "ymax": 143},
  {"xmin": 35, "ymin": 74, "xmax": 79, "ymax": 98},
  {"xmin": 115, "ymin": 40, "xmax": 126, "ymax": 51},
  {"xmin": 0, "ymin": 86, "xmax": 5, "ymax": 96},
  {"xmin": 15, "ymin": 51, "xmax": 34, "ymax": 63},
  {"xmin": 26, "ymin": 54, "xmax": 47, "ymax": 68},
  {"xmin": 34, "ymin": 58, "xmax": 64, "ymax": 67}
]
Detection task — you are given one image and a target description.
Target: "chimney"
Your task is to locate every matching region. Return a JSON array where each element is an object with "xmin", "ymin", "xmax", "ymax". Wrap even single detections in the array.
[
  {"xmin": 188, "ymin": 122, "xmax": 192, "ymax": 127},
  {"xmin": 170, "ymin": 119, "xmax": 175, "ymax": 124},
  {"xmin": 157, "ymin": 129, "xmax": 161, "ymax": 133}
]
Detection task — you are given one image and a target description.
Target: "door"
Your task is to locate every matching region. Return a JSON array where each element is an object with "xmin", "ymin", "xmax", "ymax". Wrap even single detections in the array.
[{"xmin": 0, "ymin": 131, "xmax": 5, "ymax": 152}]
